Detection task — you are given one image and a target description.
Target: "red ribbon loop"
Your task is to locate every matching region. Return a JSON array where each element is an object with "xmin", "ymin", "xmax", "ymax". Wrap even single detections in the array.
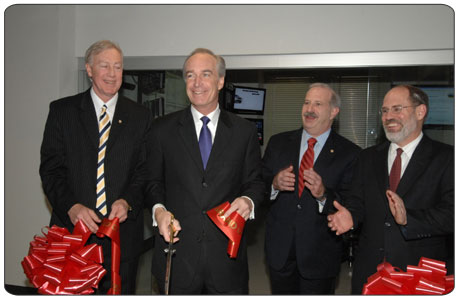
[
  {"xmin": 362, "ymin": 257, "xmax": 453, "ymax": 295},
  {"xmin": 96, "ymin": 218, "xmax": 121, "ymax": 295},
  {"xmin": 22, "ymin": 218, "xmax": 121, "ymax": 295},
  {"xmin": 207, "ymin": 202, "xmax": 246, "ymax": 258}
]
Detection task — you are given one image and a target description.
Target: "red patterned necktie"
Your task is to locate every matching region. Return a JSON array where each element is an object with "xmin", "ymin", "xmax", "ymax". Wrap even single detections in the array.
[
  {"xmin": 389, "ymin": 148, "xmax": 403, "ymax": 192},
  {"xmin": 298, "ymin": 138, "xmax": 317, "ymax": 197}
]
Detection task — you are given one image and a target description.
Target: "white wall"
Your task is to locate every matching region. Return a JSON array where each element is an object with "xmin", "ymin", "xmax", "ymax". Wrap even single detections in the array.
[
  {"xmin": 3, "ymin": 4, "xmax": 454, "ymax": 288},
  {"xmin": 4, "ymin": 4, "xmax": 77, "ymax": 288},
  {"xmin": 74, "ymin": 5, "xmax": 453, "ymax": 56}
]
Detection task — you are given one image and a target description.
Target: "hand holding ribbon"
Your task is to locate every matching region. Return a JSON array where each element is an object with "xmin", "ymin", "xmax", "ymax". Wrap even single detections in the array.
[{"xmin": 207, "ymin": 201, "xmax": 246, "ymax": 258}]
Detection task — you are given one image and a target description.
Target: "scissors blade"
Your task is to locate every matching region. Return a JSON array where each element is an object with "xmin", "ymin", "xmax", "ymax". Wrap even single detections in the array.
[{"xmin": 164, "ymin": 215, "xmax": 176, "ymax": 295}]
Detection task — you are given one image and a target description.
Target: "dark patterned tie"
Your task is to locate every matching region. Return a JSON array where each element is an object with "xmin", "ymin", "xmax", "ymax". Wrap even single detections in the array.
[
  {"xmin": 389, "ymin": 148, "xmax": 403, "ymax": 192},
  {"xmin": 199, "ymin": 116, "xmax": 212, "ymax": 169},
  {"xmin": 298, "ymin": 138, "xmax": 317, "ymax": 197}
]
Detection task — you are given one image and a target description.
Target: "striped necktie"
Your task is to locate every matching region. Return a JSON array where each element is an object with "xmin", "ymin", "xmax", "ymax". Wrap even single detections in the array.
[
  {"xmin": 96, "ymin": 104, "xmax": 111, "ymax": 216},
  {"xmin": 298, "ymin": 137, "xmax": 317, "ymax": 197}
]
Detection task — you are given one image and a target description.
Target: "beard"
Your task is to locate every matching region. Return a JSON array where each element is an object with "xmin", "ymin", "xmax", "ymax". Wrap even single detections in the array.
[{"xmin": 383, "ymin": 115, "xmax": 417, "ymax": 144}]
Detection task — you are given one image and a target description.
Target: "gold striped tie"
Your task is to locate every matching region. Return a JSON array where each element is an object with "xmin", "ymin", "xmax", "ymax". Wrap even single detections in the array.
[{"xmin": 96, "ymin": 105, "xmax": 111, "ymax": 216}]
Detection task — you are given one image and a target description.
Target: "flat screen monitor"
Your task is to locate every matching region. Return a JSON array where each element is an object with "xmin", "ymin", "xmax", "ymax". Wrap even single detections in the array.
[
  {"xmin": 233, "ymin": 86, "xmax": 266, "ymax": 115},
  {"xmin": 245, "ymin": 118, "xmax": 264, "ymax": 145},
  {"xmin": 418, "ymin": 86, "xmax": 454, "ymax": 125}
]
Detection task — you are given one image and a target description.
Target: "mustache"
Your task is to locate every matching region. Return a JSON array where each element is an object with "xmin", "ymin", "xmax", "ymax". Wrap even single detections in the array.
[
  {"xmin": 303, "ymin": 112, "xmax": 317, "ymax": 118},
  {"xmin": 384, "ymin": 119, "xmax": 402, "ymax": 126}
]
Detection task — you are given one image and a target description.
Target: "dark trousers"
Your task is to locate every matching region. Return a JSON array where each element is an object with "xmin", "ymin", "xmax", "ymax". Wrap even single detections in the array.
[
  {"xmin": 90, "ymin": 235, "xmax": 140, "ymax": 295},
  {"xmin": 163, "ymin": 242, "xmax": 248, "ymax": 295},
  {"xmin": 269, "ymin": 239, "xmax": 336, "ymax": 295}
]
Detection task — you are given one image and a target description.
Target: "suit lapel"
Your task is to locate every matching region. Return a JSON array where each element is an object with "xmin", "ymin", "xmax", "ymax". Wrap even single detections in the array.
[
  {"xmin": 178, "ymin": 107, "xmax": 204, "ymax": 172},
  {"xmin": 206, "ymin": 110, "xmax": 233, "ymax": 172},
  {"xmin": 374, "ymin": 142, "xmax": 392, "ymax": 215},
  {"xmin": 396, "ymin": 135, "xmax": 432, "ymax": 198},
  {"xmin": 375, "ymin": 142, "xmax": 391, "ymax": 195},
  {"xmin": 79, "ymin": 90, "xmax": 99, "ymax": 149},
  {"xmin": 106, "ymin": 97, "xmax": 129, "ymax": 153},
  {"xmin": 288, "ymin": 129, "xmax": 303, "ymax": 195},
  {"xmin": 314, "ymin": 131, "xmax": 336, "ymax": 173}
]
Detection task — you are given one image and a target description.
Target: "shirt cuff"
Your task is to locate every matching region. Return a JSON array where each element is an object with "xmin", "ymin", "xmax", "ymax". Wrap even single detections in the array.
[
  {"xmin": 317, "ymin": 199, "xmax": 326, "ymax": 213},
  {"xmin": 152, "ymin": 203, "xmax": 166, "ymax": 227},
  {"xmin": 241, "ymin": 196, "xmax": 255, "ymax": 220},
  {"xmin": 270, "ymin": 185, "xmax": 279, "ymax": 200}
]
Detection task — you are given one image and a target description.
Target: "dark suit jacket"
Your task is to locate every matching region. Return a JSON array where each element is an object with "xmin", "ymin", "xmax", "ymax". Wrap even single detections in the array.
[
  {"xmin": 346, "ymin": 135, "xmax": 454, "ymax": 293},
  {"xmin": 40, "ymin": 89, "xmax": 153, "ymax": 261},
  {"xmin": 262, "ymin": 128, "xmax": 361, "ymax": 279},
  {"xmin": 145, "ymin": 107, "xmax": 265, "ymax": 292}
]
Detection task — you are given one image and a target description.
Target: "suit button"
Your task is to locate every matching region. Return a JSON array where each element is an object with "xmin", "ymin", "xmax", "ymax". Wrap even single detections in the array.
[
  {"xmin": 384, "ymin": 222, "xmax": 391, "ymax": 227},
  {"xmin": 202, "ymin": 182, "xmax": 208, "ymax": 188},
  {"xmin": 297, "ymin": 204, "xmax": 302, "ymax": 210},
  {"xmin": 202, "ymin": 210, "xmax": 207, "ymax": 215}
]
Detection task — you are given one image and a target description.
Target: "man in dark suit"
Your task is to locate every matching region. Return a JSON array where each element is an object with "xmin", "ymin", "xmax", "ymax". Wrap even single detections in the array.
[
  {"xmin": 145, "ymin": 48, "xmax": 265, "ymax": 294},
  {"xmin": 262, "ymin": 83, "xmax": 361, "ymax": 294},
  {"xmin": 328, "ymin": 85, "xmax": 454, "ymax": 294},
  {"xmin": 40, "ymin": 40, "xmax": 152, "ymax": 294}
]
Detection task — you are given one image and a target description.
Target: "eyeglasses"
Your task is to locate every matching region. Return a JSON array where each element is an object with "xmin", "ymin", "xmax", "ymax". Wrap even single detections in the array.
[{"xmin": 379, "ymin": 104, "xmax": 419, "ymax": 115}]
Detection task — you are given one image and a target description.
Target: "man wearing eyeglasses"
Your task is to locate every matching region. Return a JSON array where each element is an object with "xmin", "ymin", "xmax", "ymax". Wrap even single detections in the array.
[{"xmin": 327, "ymin": 85, "xmax": 453, "ymax": 294}]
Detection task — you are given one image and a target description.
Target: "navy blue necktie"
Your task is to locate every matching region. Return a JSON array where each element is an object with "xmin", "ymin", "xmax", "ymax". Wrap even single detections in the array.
[{"xmin": 199, "ymin": 116, "xmax": 212, "ymax": 169}]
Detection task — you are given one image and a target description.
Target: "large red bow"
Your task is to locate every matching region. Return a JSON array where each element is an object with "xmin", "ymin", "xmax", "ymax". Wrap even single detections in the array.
[
  {"xmin": 362, "ymin": 257, "xmax": 454, "ymax": 295},
  {"xmin": 21, "ymin": 218, "xmax": 121, "ymax": 295}
]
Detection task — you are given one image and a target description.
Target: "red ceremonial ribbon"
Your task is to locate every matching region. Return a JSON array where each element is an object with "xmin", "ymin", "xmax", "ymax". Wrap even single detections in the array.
[
  {"xmin": 207, "ymin": 201, "xmax": 246, "ymax": 258},
  {"xmin": 96, "ymin": 218, "xmax": 121, "ymax": 295},
  {"xmin": 362, "ymin": 257, "xmax": 454, "ymax": 295},
  {"xmin": 21, "ymin": 218, "xmax": 121, "ymax": 295}
]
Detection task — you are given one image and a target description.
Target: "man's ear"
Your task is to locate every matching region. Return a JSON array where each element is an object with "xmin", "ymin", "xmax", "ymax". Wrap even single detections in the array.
[{"xmin": 416, "ymin": 104, "xmax": 427, "ymax": 120}]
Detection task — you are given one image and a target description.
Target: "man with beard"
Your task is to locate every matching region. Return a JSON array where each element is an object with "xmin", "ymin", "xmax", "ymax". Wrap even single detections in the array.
[
  {"xmin": 327, "ymin": 85, "xmax": 454, "ymax": 294},
  {"xmin": 262, "ymin": 83, "xmax": 361, "ymax": 294}
]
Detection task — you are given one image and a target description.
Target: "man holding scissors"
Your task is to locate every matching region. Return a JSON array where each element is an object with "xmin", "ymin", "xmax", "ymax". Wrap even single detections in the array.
[{"xmin": 145, "ymin": 48, "xmax": 265, "ymax": 294}]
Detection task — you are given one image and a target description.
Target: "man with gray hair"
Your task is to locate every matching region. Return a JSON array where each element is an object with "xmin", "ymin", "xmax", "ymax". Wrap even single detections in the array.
[
  {"xmin": 146, "ymin": 48, "xmax": 265, "ymax": 294},
  {"xmin": 40, "ymin": 40, "xmax": 152, "ymax": 294},
  {"xmin": 262, "ymin": 83, "xmax": 361, "ymax": 294}
]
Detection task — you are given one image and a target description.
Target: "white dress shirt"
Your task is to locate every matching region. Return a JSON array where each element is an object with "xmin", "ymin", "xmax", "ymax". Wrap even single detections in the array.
[
  {"xmin": 91, "ymin": 88, "xmax": 118, "ymax": 122},
  {"xmin": 388, "ymin": 132, "xmax": 423, "ymax": 178}
]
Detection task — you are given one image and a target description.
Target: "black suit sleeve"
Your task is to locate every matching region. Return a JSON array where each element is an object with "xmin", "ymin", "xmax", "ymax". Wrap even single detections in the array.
[
  {"xmin": 402, "ymin": 150, "xmax": 454, "ymax": 239},
  {"xmin": 261, "ymin": 135, "xmax": 279, "ymax": 195},
  {"xmin": 120, "ymin": 111, "xmax": 153, "ymax": 219},
  {"xmin": 39, "ymin": 102, "xmax": 76, "ymax": 226},
  {"xmin": 239, "ymin": 125, "xmax": 266, "ymax": 208},
  {"xmin": 144, "ymin": 118, "xmax": 166, "ymax": 210},
  {"xmin": 321, "ymin": 151, "xmax": 360, "ymax": 215}
]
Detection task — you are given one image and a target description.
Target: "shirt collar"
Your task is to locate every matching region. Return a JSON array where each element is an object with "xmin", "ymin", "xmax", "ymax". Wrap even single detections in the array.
[
  {"xmin": 90, "ymin": 87, "xmax": 118, "ymax": 115},
  {"xmin": 390, "ymin": 131, "xmax": 423, "ymax": 158},
  {"xmin": 191, "ymin": 104, "xmax": 220, "ymax": 126},
  {"xmin": 302, "ymin": 128, "xmax": 331, "ymax": 148}
]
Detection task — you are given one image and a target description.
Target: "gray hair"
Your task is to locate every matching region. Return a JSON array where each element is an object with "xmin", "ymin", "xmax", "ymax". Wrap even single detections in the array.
[
  {"xmin": 398, "ymin": 85, "xmax": 430, "ymax": 114},
  {"xmin": 308, "ymin": 82, "xmax": 341, "ymax": 108},
  {"xmin": 85, "ymin": 40, "xmax": 123, "ymax": 66},
  {"xmin": 182, "ymin": 48, "xmax": 226, "ymax": 80}
]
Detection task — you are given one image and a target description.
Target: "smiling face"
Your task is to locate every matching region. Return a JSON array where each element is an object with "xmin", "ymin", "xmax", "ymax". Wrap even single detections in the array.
[
  {"xmin": 381, "ymin": 86, "xmax": 426, "ymax": 147},
  {"xmin": 85, "ymin": 48, "xmax": 123, "ymax": 102},
  {"xmin": 301, "ymin": 86, "xmax": 339, "ymax": 137},
  {"xmin": 184, "ymin": 53, "xmax": 225, "ymax": 115}
]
